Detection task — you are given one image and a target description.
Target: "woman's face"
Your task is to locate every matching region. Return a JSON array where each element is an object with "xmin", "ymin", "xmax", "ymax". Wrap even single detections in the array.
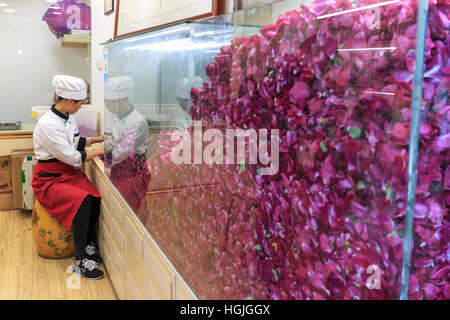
[
  {"xmin": 104, "ymin": 99, "xmax": 119, "ymax": 113},
  {"xmin": 67, "ymin": 99, "xmax": 85, "ymax": 114}
]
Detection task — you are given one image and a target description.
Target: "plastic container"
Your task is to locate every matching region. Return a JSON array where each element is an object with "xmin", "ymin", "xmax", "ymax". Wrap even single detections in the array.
[
  {"xmin": 0, "ymin": 121, "xmax": 22, "ymax": 131},
  {"xmin": 31, "ymin": 105, "xmax": 99, "ymax": 137},
  {"xmin": 30, "ymin": 106, "xmax": 51, "ymax": 122},
  {"xmin": 74, "ymin": 105, "xmax": 99, "ymax": 137}
]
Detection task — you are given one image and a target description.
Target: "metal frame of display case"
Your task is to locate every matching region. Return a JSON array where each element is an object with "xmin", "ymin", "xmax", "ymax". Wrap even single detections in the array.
[{"xmin": 399, "ymin": 0, "xmax": 429, "ymax": 300}]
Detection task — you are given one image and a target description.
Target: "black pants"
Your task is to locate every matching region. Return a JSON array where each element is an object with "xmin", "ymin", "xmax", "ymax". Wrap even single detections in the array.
[{"xmin": 71, "ymin": 195, "xmax": 100, "ymax": 260}]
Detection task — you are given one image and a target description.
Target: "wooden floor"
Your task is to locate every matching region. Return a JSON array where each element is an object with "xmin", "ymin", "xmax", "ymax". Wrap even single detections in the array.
[{"xmin": 0, "ymin": 210, "xmax": 118, "ymax": 300}]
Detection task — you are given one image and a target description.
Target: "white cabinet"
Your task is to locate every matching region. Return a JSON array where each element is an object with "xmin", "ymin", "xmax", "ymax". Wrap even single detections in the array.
[{"xmin": 86, "ymin": 159, "xmax": 197, "ymax": 300}]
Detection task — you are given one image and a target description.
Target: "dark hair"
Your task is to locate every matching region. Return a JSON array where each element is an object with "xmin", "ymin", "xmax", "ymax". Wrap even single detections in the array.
[{"xmin": 57, "ymin": 96, "xmax": 84, "ymax": 103}]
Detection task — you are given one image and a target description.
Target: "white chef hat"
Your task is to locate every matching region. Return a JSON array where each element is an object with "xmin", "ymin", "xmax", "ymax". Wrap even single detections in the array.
[
  {"xmin": 176, "ymin": 77, "xmax": 204, "ymax": 100},
  {"xmin": 52, "ymin": 75, "xmax": 87, "ymax": 101},
  {"xmin": 104, "ymin": 76, "xmax": 135, "ymax": 100}
]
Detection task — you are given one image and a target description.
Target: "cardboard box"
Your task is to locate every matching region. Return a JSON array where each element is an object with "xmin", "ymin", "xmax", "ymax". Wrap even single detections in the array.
[{"xmin": 0, "ymin": 156, "xmax": 12, "ymax": 210}]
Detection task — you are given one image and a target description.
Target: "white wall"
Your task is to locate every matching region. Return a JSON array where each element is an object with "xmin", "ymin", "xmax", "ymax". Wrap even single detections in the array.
[
  {"xmin": 225, "ymin": 0, "xmax": 234, "ymax": 12},
  {"xmin": 0, "ymin": 0, "xmax": 91, "ymax": 124},
  {"xmin": 90, "ymin": 0, "xmax": 116, "ymax": 109}
]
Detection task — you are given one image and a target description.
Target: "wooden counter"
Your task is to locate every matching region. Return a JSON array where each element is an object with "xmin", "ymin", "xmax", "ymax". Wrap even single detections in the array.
[{"xmin": 0, "ymin": 124, "xmax": 35, "ymax": 157}]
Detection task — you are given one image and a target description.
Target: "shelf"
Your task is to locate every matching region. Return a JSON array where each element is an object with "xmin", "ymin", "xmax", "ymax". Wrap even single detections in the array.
[{"xmin": 61, "ymin": 35, "xmax": 91, "ymax": 48}]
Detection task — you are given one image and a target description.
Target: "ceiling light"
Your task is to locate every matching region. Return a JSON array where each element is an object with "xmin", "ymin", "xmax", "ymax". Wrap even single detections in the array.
[
  {"xmin": 337, "ymin": 47, "xmax": 397, "ymax": 52},
  {"xmin": 316, "ymin": 0, "xmax": 399, "ymax": 20},
  {"xmin": 4, "ymin": 8, "xmax": 15, "ymax": 12}
]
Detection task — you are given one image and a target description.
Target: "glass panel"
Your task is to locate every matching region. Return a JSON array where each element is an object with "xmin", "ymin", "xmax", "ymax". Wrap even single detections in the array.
[
  {"xmin": 408, "ymin": 0, "xmax": 449, "ymax": 300},
  {"xmin": 103, "ymin": 0, "xmax": 440, "ymax": 299},
  {"xmin": 0, "ymin": 0, "xmax": 91, "ymax": 125},
  {"xmin": 116, "ymin": 0, "xmax": 214, "ymax": 38},
  {"xmin": 237, "ymin": 0, "xmax": 285, "ymax": 10}
]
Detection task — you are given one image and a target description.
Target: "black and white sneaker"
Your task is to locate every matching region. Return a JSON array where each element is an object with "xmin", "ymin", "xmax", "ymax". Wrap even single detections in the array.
[
  {"xmin": 73, "ymin": 258, "xmax": 104, "ymax": 280},
  {"xmin": 86, "ymin": 244, "xmax": 103, "ymax": 265}
]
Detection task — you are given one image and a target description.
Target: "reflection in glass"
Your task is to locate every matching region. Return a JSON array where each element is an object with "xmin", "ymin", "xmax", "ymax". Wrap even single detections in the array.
[
  {"xmin": 104, "ymin": 76, "xmax": 151, "ymax": 212},
  {"xmin": 103, "ymin": 0, "xmax": 449, "ymax": 300}
]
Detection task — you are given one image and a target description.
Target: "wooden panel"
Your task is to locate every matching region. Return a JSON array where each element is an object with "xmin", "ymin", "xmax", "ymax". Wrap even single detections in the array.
[
  {"xmin": 85, "ymin": 162, "xmax": 95, "ymax": 181},
  {"xmin": 125, "ymin": 214, "xmax": 146, "ymax": 299},
  {"xmin": 101, "ymin": 219, "xmax": 111, "ymax": 266},
  {"xmin": 97, "ymin": 175, "xmax": 106, "ymax": 198},
  {"xmin": 100, "ymin": 200, "xmax": 111, "ymax": 232},
  {"xmin": 99, "ymin": 178, "xmax": 109, "ymax": 204},
  {"xmin": 84, "ymin": 163, "xmax": 91, "ymax": 180},
  {"xmin": 0, "ymin": 138, "xmax": 34, "ymax": 157},
  {"xmin": 110, "ymin": 239, "xmax": 125, "ymax": 280},
  {"xmin": 108, "ymin": 192, "xmax": 125, "ymax": 227},
  {"xmin": 110, "ymin": 260, "xmax": 125, "ymax": 300},
  {"xmin": 89, "ymin": 164, "xmax": 99, "ymax": 186},
  {"xmin": 102, "ymin": 237, "xmax": 112, "ymax": 275},
  {"xmin": 97, "ymin": 221, "xmax": 103, "ymax": 254},
  {"xmin": 62, "ymin": 35, "xmax": 91, "ymax": 43},
  {"xmin": 125, "ymin": 214, "xmax": 143, "ymax": 256},
  {"xmin": 110, "ymin": 213, "xmax": 125, "ymax": 254},
  {"xmin": 61, "ymin": 42, "xmax": 88, "ymax": 48},
  {"xmin": 175, "ymin": 276, "xmax": 198, "ymax": 300},
  {"xmin": 126, "ymin": 271, "xmax": 143, "ymax": 300},
  {"xmin": 145, "ymin": 240, "xmax": 173, "ymax": 300}
]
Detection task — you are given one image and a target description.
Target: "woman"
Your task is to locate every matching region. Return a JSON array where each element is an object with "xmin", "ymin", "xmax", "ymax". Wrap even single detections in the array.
[{"xmin": 32, "ymin": 75, "xmax": 105, "ymax": 280}]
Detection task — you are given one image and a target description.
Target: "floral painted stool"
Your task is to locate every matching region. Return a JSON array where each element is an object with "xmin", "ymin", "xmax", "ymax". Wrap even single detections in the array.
[{"xmin": 31, "ymin": 200, "xmax": 75, "ymax": 259}]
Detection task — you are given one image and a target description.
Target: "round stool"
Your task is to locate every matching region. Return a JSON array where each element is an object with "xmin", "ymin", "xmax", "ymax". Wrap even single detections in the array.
[{"xmin": 31, "ymin": 200, "xmax": 75, "ymax": 259}]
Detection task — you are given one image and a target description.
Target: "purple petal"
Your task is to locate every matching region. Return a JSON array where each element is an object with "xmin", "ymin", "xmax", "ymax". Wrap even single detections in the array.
[
  {"xmin": 432, "ymin": 133, "xmax": 450, "ymax": 153},
  {"xmin": 414, "ymin": 203, "xmax": 428, "ymax": 219},
  {"xmin": 289, "ymin": 81, "xmax": 310, "ymax": 104}
]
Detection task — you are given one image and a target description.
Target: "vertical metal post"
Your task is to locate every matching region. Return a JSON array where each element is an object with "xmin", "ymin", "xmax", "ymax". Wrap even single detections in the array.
[
  {"xmin": 399, "ymin": 0, "xmax": 429, "ymax": 300},
  {"xmin": 234, "ymin": 0, "xmax": 243, "ymax": 11}
]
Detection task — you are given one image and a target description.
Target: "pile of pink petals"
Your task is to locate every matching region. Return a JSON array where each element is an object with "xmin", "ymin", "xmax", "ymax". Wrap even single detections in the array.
[
  {"xmin": 109, "ymin": 155, "xmax": 151, "ymax": 212},
  {"xmin": 136, "ymin": 128, "xmax": 266, "ymax": 299},
  {"xmin": 125, "ymin": 0, "xmax": 448, "ymax": 300}
]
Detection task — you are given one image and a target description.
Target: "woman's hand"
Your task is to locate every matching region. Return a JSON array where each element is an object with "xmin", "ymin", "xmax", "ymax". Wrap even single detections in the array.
[
  {"xmin": 91, "ymin": 135, "xmax": 104, "ymax": 144},
  {"xmin": 85, "ymin": 146, "xmax": 104, "ymax": 162},
  {"xmin": 87, "ymin": 135, "xmax": 104, "ymax": 147},
  {"xmin": 94, "ymin": 145, "xmax": 104, "ymax": 155}
]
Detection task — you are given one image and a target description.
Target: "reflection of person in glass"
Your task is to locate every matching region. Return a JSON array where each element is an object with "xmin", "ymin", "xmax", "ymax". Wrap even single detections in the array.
[
  {"xmin": 172, "ymin": 76, "xmax": 203, "ymax": 128},
  {"xmin": 104, "ymin": 76, "xmax": 150, "ymax": 212},
  {"xmin": 176, "ymin": 76, "xmax": 203, "ymax": 113}
]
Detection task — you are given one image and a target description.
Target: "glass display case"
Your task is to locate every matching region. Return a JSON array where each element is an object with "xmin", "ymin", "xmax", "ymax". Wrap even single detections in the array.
[{"xmin": 103, "ymin": 0, "xmax": 449, "ymax": 300}]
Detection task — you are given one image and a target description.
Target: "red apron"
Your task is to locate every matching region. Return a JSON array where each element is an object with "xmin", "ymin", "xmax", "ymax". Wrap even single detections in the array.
[{"xmin": 32, "ymin": 161, "xmax": 100, "ymax": 230}]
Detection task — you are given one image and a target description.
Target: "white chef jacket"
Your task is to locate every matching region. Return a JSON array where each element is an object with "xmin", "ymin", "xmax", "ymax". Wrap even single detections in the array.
[
  {"xmin": 104, "ymin": 106, "xmax": 148, "ymax": 166},
  {"xmin": 33, "ymin": 106, "xmax": 86, "ymax": 169}
]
